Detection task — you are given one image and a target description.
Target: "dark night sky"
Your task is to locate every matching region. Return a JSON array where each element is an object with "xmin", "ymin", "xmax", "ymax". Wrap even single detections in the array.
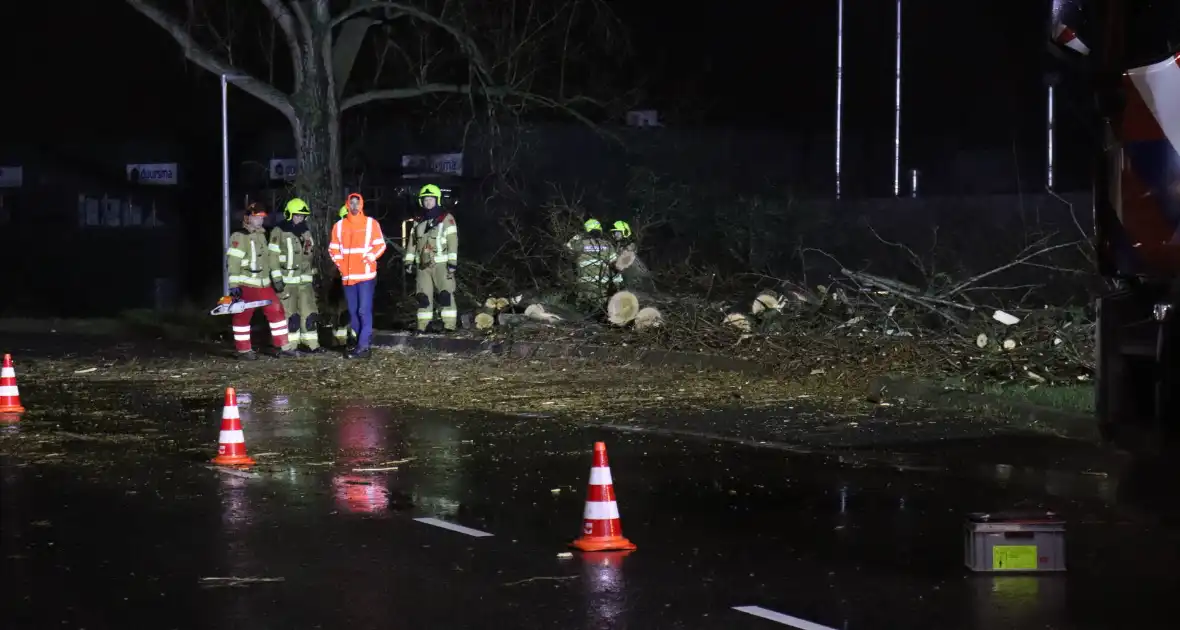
[{"xmin": 1, "ymin": 0, "xmax": 1081, "ymax": 192}]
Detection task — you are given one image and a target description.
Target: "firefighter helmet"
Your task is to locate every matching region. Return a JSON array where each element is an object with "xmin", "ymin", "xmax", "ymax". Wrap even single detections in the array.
[
  {"xmin": 284, "ymin": 198, "xmax": 310, "ymax": 220},
  {"xmin": 584, "ymin": 218, "xmax": 603, "ymax": 233},
  {"xmin": 339, "ymin": 205, "xmax": 348, "ymax": 219},
  {"xmin": 245, "ymin": 202, "xmax": 267, "ymax": 217},
  {"xmin": 418, "ymin": 184, "xmax": 442, "ymax": 207},
  {"xmin": 611, "ymin": 220, "xmax": 632, "ymax": 238}
]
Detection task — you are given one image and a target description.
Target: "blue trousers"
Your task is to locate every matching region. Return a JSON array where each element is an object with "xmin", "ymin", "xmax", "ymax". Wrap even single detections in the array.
[{"xmin": 343, "ymin": 279, "xmax": 376, "ymax": 349}]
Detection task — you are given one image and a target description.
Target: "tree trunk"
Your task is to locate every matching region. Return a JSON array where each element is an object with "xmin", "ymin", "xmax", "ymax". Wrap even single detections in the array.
[{"xmin": 291, "ymin": 38, "xmax": 345, "ymax": 306}]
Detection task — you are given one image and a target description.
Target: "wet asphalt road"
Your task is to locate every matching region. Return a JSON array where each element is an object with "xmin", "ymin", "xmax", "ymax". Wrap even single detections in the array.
[{"xmin": 4, "ymin": 393, "xmax": 1180, "ymax": 629}]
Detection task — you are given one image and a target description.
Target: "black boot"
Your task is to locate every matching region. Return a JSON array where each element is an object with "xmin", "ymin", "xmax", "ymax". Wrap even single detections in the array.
[
  {"xmin": 345, "ymin": 346, "xmax": 372, "ymax": 359},
  {"xmin": 236, "ymin": 350, "xmax": 260, "ymax": 361},
  {"xmin": 276, "ymin": 348, "xmax": 302, "ymax": 358}
]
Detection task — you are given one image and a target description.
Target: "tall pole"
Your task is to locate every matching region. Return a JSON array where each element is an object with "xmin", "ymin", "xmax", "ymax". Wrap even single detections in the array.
[
  {"xmin": 220, "ymin": 74, "xmax": 231, "ymax": 295},
  {"xmin": 835, "ymin": 0, "xmax": 844, "ymax": 199},
  {"xmin": 893, "ymin": 0, "xmax": 902, "ymax": 196},
  {"xmin": 1047, "ymin": 84, "xmax": 1055, "ymax": 190}
]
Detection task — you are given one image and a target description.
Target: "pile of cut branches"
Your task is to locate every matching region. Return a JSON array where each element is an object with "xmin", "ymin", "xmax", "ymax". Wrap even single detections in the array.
[{"xmin": 467, "ymin": 233, "xmax": 1097, "ymax": 386}]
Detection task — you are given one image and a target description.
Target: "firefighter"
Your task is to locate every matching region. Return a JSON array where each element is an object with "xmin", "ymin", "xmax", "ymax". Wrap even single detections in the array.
[
  {"xmin": 610, "ymin": 220, "xmax": 632, "ymax": 246},
  {"xmin": 328, "ymin": 193, "xmax": 386, "ymax": 359},
  {"xmin": 403, "ymin": 184, "xmax": 459, "ymax": 332},
  {"xmin": 270, "ymin": 198, "xmax": 324, "ymax": 353},
  {"xmin": 608, "ymin": 220, "xmax": 633, "ymax": 288},
  {"xmin": 565, "ymin": 218, "xmax": 618, "ymax": 306},
  {"xmin": 226, "ymin": 203, "xmax": 299, "ymax": 359},
  {"xmin": 331, "ymin": 204, "xmax": 355, "ymax": 348}
]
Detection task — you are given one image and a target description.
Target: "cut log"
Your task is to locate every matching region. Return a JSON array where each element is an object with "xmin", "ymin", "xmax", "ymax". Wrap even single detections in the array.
[
  {"xmin": 607, "ymin": 290, "xmax": 641, "ymax": 326},
  {"xmin": 497, "ymin": 312, "xmax": 558, "ymax": 329},
  {"xmin": 618, "ymin": 249, "xmax": 656, "ymax": 294},
  {"xmin": 615, "ymin": 249, "xmax": 636, "ymax": 271},
  {"xmin": 633, "ymin": 306, "xmax": 663, "ymax": 331},
  {"xmin": 484, "ymin": 297, "xmax": 499, "ymax": 309},
  {"xmin": 723, "ymin": 312, "xmax": 751, "ymax": 332},
  {"xmin": 494, "ymin": 297, "xmax": 511, "ymax": 310},
  {"xmin": 751, "ymin": 292, "xmax": 782, "ymax": 316},
  {"xmin": 524, "ymin": 303, "xmax": 563, "ymax": 323},
  {"xmin": 475, "ymin": 309, "xmax": 496, "ymax": 330}
]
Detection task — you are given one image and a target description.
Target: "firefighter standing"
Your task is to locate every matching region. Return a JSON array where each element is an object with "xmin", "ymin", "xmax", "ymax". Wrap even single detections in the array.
[
  {"xmin": 328, "ymin": 193, "xmax": 386, "ymax": 359},
  {"xmin": 403, "ymin": 184, "xmax": 459, "ymax": 332},
  {"xmin": 270, "ymin": 198, "xmax": 324, "ymax": 353},
  {"xmin": 565, "ymin": 218, "xmax": 618, "ymax": 306},
  {"xmin": 226, "ymin": 203, "xmax": 299, "ymax": 359},
  {"xmin": 610, "ymin": 220, "xmax": 632, "ymax": 248},
  {"xmin": 330, "ymin": 204, "xmax": 355, "ymax": 348}
]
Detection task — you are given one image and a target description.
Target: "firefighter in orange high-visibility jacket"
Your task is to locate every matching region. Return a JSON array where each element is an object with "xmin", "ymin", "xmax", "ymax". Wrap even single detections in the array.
[
  {"xmin": 226, "ymin": 203, "xmax": 299, "ymax": 359},
  {"xmin": 403, "ymin": 184, "xmax": 459, "ymax": 332},
  {"xmin": 329, "ymin": 193, "xmax": 386, "ymax": 359}
]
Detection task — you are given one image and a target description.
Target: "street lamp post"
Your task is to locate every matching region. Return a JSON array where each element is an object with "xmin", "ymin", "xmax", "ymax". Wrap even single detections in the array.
[{"xmin": 220, "ymin": 74, "xmax": 246, "ymax": 295}]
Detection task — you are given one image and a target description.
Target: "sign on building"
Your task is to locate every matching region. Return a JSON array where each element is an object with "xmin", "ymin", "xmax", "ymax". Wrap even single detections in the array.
[
  {"xmin": 127, "ymin": 163, "xmax": 179, "ymax": 186},
  {"xmin": 625, "ymin": 110, "xmax": 660, "ymax": 127},
  {"xmin": 0, "ymin": 166, "xmax": 23, "ymax": 188},
  {"xmin": 269, "ymin": 158, "xmax": 298, "ymax": 181},
  {"xmin": 401, "ymin": 152, "xmax": 463, "ymax": 178}
]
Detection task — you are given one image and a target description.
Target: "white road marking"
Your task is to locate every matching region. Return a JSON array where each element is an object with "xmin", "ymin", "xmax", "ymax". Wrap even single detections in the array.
[
  {"xmin": 414, "ymin": 517, "xmax": 494, "ymax": 537},
  {"xmin": 733, "ymin": 606, "xmax": 838, "ymax": 630}
]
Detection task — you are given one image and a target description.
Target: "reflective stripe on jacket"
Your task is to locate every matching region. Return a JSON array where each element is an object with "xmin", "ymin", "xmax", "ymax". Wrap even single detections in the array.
[
  {"xmin": 404, "ymin": 213, "xmax": 459, "ymax": 267},
  {"xmin": 226, "ymin": 229, "xmax": 273, "ymax": 289},
  {"xmin": 328, "ymin": 194, "xmax": 386, "ymax": 285},
  {"xmin": 270, "ymin": 226, "xmax": 316, "ymax": 285}
]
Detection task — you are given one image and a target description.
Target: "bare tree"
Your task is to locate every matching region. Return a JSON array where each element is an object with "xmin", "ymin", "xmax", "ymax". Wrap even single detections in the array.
[{"xmin": 124, "ymin": 0, "xmax": 628, "ymax": 276}]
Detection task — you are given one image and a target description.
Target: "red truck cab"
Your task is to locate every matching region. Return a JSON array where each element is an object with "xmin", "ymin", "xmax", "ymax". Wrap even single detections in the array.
[{"xmin": 1052, "ymin": 1, "xmax": 1180, "ymax": 452}]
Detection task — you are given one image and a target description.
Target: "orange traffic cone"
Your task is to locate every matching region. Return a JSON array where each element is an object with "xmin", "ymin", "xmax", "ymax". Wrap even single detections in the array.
[
  {"xmin": 570, "ymin": 442, "xmax": 637, "ymax": 552},
  {"xmin": 211, "ymin": 387, "xmax": 255, "ymax": 466},
  {"xmin": 0, "ymin": 354, "xmax": 26, "ymax": 414}
]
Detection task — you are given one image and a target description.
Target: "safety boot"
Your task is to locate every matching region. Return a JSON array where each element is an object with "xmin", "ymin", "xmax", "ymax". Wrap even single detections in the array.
[
  {"xmin": 236, "ymin": 350, "xmax": 260, "ymax": 361},
  {"xmin": 345, "ymin": 347, "xmax": 372, "ymax": 359},
  {"xmin": 276, "ymin": 348, "xmax": 302, "ymax": 358}
]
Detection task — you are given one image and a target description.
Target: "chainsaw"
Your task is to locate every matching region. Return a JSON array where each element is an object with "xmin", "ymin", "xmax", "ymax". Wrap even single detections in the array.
[{"xmin": 210, "ymin": 295, "xmax": 272, "ymax": 316}]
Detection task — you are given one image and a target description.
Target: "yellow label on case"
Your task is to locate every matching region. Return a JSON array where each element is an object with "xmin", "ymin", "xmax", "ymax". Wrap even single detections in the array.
[{"xmin": 993, "ymin": 545, "xmax": 1038, "ymax": 570}]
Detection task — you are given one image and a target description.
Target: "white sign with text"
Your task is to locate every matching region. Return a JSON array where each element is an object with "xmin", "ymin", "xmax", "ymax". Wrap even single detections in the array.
[
  {"xmin": 270, "ymin": 158, "xmax": 298, "ymax": 181},
  {"xmin": 127, "ymin": 163, "xmax": 178, "ymax": 185},
  {"xmin": 401, "ymin": 152, "xmax": 463, "ymax": 177}
]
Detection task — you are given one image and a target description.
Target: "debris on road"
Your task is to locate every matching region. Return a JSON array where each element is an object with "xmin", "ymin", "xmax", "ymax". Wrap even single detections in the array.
[{"xmin": 199, "ymin": 576, "xmax": 285, "ymax": 588}]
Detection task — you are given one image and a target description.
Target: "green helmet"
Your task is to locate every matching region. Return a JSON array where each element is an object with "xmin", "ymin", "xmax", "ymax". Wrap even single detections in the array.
[
  {"xmin": 584, "ymin": 218, "xmax": 602, "ymax": 233},
  {"xmin": 339, "ymin": 205, "xmax": 348, "ymax": 219},
  {"xmin": 611, "ymin": 220, "xmax": 632, "ymax": 238},
  {"xmin": 418, "ymin": 184, "xmax": 442, "ymax": 207},
  {"xmin": 284, "ymin": 198, "xmax": 310, "ymax": 220}
]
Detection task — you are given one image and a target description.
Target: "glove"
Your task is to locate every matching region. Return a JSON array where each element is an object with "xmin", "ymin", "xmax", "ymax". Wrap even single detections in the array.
[
  {"xmin": 446, "ymin": 264, "xmax": 457, "ymax": 279},
  {"xmin": 405, "ymin": 264, "xmax": 414, "ymax": 275},
  {"xmin": 272, "ymin": 278, "xmax": 286, "ymax": 293},
  {"xmin": 229, "ymin": 287, "xmax": 242, "ymax": 300}
]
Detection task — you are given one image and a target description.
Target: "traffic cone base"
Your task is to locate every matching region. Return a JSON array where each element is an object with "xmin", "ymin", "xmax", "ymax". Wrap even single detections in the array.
[
  {"xmin": 571, "ymin": 534, "xmax": 637, "ymax": 553},
  {"xmin": 211, "ymin": 387, "xmax": 255, "ymax": 466},
  {"xmin": 570, "ymin": 442, "xmax": 637, "ymax": 553},
  {"xmin": 0, "ymin": 354, "xmax": 26, "ymax": 414}
]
